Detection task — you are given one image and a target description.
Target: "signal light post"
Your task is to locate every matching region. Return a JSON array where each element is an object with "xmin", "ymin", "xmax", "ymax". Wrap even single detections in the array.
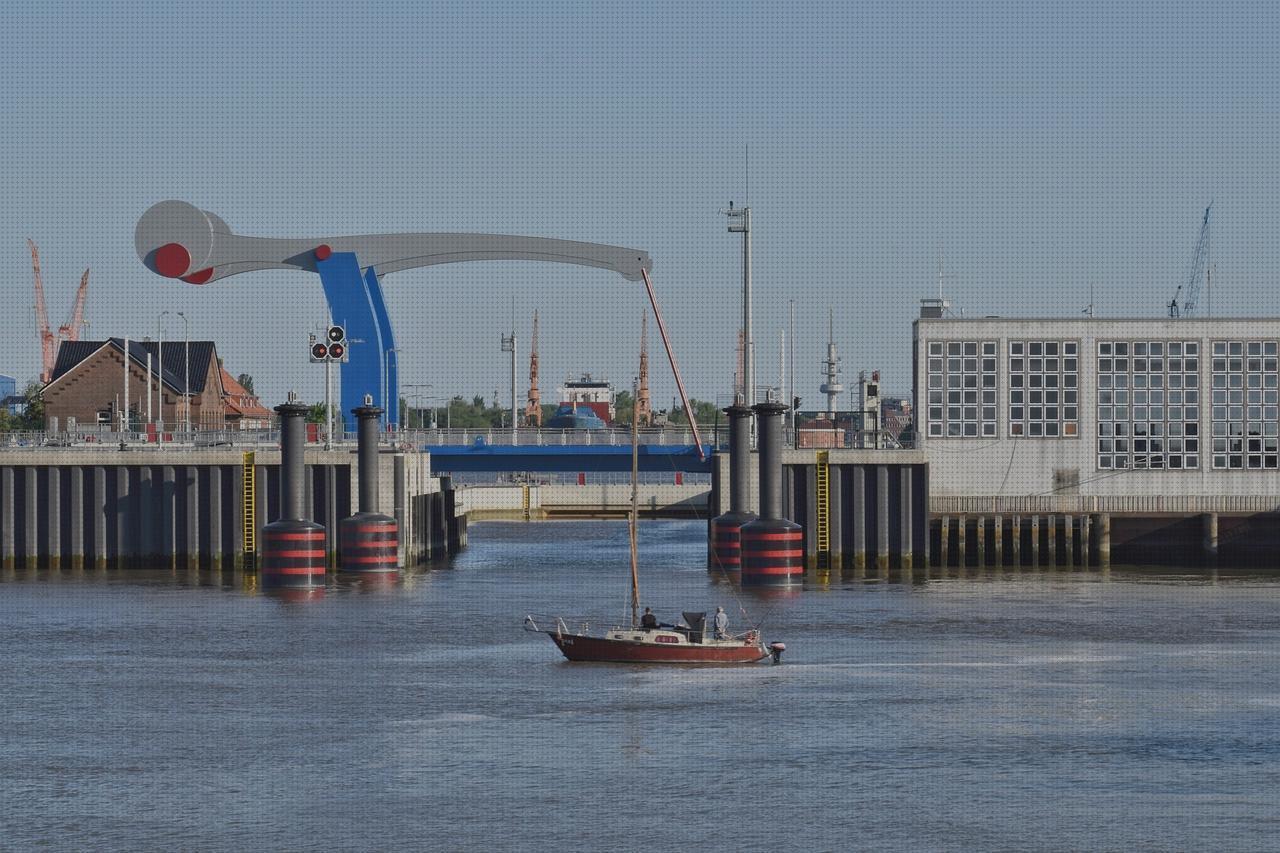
[{"xmin": 310, "ymin": 324, "xmax": 348, "ymax": 449}]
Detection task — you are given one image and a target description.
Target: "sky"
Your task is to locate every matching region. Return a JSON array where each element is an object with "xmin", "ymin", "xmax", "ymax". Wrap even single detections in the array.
[{"xmin": 2, "ymin": 1, "xmax": 1278, "ymax": 411}]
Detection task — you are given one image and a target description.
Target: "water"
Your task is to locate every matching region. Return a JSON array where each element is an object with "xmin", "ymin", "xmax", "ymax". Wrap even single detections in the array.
[{"xmin": 2, "ymin": 521, "xmax": 1279, "ymax": 852}]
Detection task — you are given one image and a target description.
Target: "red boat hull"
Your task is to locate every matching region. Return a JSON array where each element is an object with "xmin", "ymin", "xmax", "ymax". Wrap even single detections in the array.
[{"xmin": 550, "ymin": 633, "xmax": 768, "ymax": 664}]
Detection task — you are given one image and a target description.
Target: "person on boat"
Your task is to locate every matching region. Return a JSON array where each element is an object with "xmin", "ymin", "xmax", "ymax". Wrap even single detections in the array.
[
  {"xmin": 640, "ymin": 608, "xmax": 659, "ymax": 631},
  {"xmin": 713, "ymin": 607, "xmax": 729, "ymax": 639}
]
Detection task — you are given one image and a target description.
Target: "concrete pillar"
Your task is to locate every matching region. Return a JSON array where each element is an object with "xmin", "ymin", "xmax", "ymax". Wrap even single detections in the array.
[
  {"xmin": 395, "ymin": 456, "xmax": 408, "ymax": 566},
  {"xmin": 1, "ymin": 467, "xmax": 14, "ymax": 569},
  {"xmin": 115, "ymin": 466, "xmax": 133, "ymax": 569},
  {"xmin": 208, "ymin": 466, "xmax": 223, "ymax": 566},
  {"xmin": 975, "ymin": 515, "xmax": 986, "ymax": 567},
  {"xmin": 45, "ymin": 468, "xmax": 61, "ymax": 569},
  {"xmin": 93, "ymin": 467, "xmax": 107, "ymax": 570},
  {"xmin": 1030, "ymin": 515, "xmax": 1040, "ymax": 566},
  {"xmin": 1049, "ymin": 514, "xmax": 1059, "ymax": 566},
  {"xmin": 1011, "ymin": 515, "xmax": 1022, "ymax": 566},
  {"xmin": 899, "ymin": 467, "xmax": 913, "ymax": 570},
  {"xmin": 69, "ymin": 467, "xmax": 84, "ymax": 569},
  {"xmin": 161, "ymin": 467, "xmax": 176, "ymax": 569},
  {"xmin": 324, "ymin": 465, "xmax": 337, "ymax": 568},
  {"xmin": 139, "ymin": 466, "xmax": 155, "ymax": 563},
  {"xmin": 828, "ymin": 465, "xmax": 843, "ymax": 571},
  {"xmin": 230, "ymin": 463, "xmax": 245, "ymax": 570},
  {"xmin": 957, "ymin": 514, "xmax": 967, "ymax": 567},
  {"xmin": 876, "ymin": 465, "xmax": 890, "ymax": 572},
  {"xmin": 851, "ymin": 466, "xmax": 866, "ymax": 572},
  {"xmin": 1097, "ymin": 513, "xmax": 1111, "ymax": 566},
  {"xmin": 185, "ymin": 467, "xmax": 200, "ymax": 570},
  {"xmin": 254, "ymin": 464, "xmax": 268, "ymax": 537},
  {"xmin": 1064, "ymin": 514, "xmax": 1074, "ymax": 566},
  {"xmin": 993, "ymin": 514, "xmax": 1004, "ymax": 566},
  {"xmin": 23, "ymin": 467, "xmax": 38, "ymax": 569},
  {"xmin": 802, "ymin": 465, "xmax": 818, "ymax": 570},
  {"xmin": 939, "ymin": 515, "xmax": 949, "ymax": 569},
  {"xmin": 1080, "ymin": 514, "xmax": 1091, "ymax": 567},
  {"xmin": 1202, "ymin": 512, "xmax": 1218, "ymax": 561}
]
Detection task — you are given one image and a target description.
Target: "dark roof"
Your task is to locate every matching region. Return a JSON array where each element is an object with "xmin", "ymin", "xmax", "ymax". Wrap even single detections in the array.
[{"xmin": 48, "ymin": 338, "xmax": 218, "ymax": 395}]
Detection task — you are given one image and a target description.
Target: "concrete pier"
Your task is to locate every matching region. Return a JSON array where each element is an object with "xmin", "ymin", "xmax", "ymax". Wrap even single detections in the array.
[
  {"xmin": 1097, "ymin": 513, "xmax": 1111, "ymax": 566},
  {"xmin": 899, "ymin": 467, "xmax": 913, "ymax": 570},
  {"xmin": 993, "ymin": 514, "xmax": 1004, "ymax": 566},
  {"xmin": 1202, "ymin": 512, "xmax": 1218, "ymax": 561},
  {"xmin": 1030, "ymin": 515, "xmax": 1040, "ymax": 566},
  {"xmin": 938, "ymin": 515, "xmax": 949, "ymax": 569},
  {"xmin": 1063, "ymin": 514, "xmax": 1074, "ymax": 566},
  {"xmin": 875, "ymin": 466, "xmax": 890, "ymax": 572},
  {"xmin": 975, "ymin": 515, "xmax": 986, "ymax": 567}
]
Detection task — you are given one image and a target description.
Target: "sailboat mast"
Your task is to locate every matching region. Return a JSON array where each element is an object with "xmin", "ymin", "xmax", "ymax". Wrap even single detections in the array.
[{"xmin": 629, "ymin": 378, "xmax": 641, "ymax": 628}]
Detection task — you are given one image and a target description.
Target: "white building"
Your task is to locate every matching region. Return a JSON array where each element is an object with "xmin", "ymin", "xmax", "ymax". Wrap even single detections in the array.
[{"xmin": 914, "ymin": 307, "xmax": 1280, "ymax": 508}]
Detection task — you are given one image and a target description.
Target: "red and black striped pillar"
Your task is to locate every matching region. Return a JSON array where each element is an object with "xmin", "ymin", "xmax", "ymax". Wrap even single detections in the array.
[
  {"xmin": 709, "ymin": 397, "xmax": 756, "ymax": 574},
  {"xmin": 261, "ymin": 398, "xmax": 328, "ymax": 589},
  {"xmin": 740, "ymin": 397, "xmax": 803, "ymax": 586},
  {"xmin": 339, "ymin": 400, "xmax": 400, "ymax": 573}
]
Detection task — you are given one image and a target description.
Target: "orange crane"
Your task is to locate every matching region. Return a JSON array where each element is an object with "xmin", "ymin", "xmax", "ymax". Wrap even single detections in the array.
[
  {"xmin": 524, "ymin": 309, "xmax": 542, "ymax": 427},
  {"xmin": 28, "ymin": 239, "xmax": 91, "ymax": 384},
  {"xmin": 636, "ymin": 313, "xmax": 651, "ymax": 426}
]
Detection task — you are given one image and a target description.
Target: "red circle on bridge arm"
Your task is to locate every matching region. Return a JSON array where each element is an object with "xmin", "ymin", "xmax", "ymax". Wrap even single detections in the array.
[
  {"xmin": 153, "ymin": 243, "xmax": 191, "ymax": 278},
  {"xmin": 182, "ymin": 268, "xmax": 214, "ymax": 285},
  {"xmin": 314, "ymin": 244, "xmax": 332, "ymax": 261}
]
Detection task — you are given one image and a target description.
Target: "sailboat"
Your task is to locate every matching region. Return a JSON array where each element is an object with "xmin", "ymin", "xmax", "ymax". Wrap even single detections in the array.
[{"xmin": 525, "ymin": 381, "xmax": 785, "ymax": 665}]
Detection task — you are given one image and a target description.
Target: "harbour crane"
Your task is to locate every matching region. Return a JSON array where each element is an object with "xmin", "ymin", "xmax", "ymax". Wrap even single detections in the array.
[
  {"xmin": 525, "ymin": 309, "xmax": 541, "ymax": 427},
  {"xmin": 636, "ymin": 313, "xmax": 651, "ymax": 426},
  {"xmin": 1168, "ymin": 203, "xmax": 1212, "ymax": 318},
  {"xmin": 28, "ymin": 239, "xmax": 90, "ymax": 383}
]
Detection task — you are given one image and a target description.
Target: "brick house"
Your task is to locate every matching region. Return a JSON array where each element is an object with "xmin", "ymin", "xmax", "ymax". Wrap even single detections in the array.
[{"xmin": 42, "ymin": 338, "xmax": 266, "ymax": 431}]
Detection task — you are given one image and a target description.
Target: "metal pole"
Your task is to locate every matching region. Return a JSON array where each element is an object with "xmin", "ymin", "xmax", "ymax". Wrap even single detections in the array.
[
  {"xmin": 122, "ymin": 335, "xmax": 129, "ymax": 437},
  {"xmin": 743, "ymin": 207, "xmax": 753, "ymax": 409},
  {"xmin": 178, "ymin": 311, "xmax": 190, "ymax": 434},
  {"xmin": 146, "ymin": 350, "xmax": 152, "ymax": 427},
  {"xmin": 324, "ymin": 356, "xmax": 332, "ymax": 450},
  {"xmin": 511, "ymin": 333, "xmax": 518, "ymax": 446},
  {"xmin": 789, "ymin": 299, "xmax": 795, "ymax": 441},
  {"xmin": 157, "ymin": 314, "xmax": 165, "ymax": 434}
]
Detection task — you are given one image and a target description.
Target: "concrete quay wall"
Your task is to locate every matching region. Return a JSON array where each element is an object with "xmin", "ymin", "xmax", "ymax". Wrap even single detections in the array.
[{"xmin": 0, "ymin": 448, "xmax": 466, "ymax": 569}]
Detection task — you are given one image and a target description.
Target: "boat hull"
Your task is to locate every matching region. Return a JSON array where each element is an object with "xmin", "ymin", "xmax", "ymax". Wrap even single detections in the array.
[{"xmin": 550, "ymin": 633, "xmax": 768, "ymax": 664}]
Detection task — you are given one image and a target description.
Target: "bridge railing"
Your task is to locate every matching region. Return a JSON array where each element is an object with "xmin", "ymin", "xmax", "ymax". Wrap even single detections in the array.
[{"xmin": 406, "ymin": 427, "xmax": 712, "ymax": 448}]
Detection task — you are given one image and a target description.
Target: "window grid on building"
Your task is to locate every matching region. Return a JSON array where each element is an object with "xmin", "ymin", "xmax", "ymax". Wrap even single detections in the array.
[
  {"xmin": 1210, "ymin": 341, "xmax": 1279, "ymax": 470},
  {"xmin": 926, "ymin": 340, "xmax": 998, "ymax": 438},
  {"xmin": 1007, "ymin": 340, "xmax": 1078, "ymax": 438},
  {"xmin": 1096, "ymin": 341, "xmax": 1199, "ymax": 471}
]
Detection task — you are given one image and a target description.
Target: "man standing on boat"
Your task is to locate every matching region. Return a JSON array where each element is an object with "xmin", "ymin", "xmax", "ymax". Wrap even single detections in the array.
[{"xmin": 713, "ymin": 607, "xmax": 729, "ymax": 639}]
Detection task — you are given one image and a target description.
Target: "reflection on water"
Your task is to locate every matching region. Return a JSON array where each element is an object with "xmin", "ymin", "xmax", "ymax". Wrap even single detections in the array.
[{"xmin": 1, "ymin": 519, "xmax": 1278, "ymax": 851}]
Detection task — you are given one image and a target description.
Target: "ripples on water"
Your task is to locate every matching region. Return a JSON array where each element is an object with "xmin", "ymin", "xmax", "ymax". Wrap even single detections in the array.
[{"xmin": 1, "ymin": 520, "xmax": 1278, "ymax": 852}]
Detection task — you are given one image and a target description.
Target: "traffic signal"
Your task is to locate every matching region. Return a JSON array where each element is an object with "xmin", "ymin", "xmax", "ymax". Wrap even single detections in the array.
[
  {"xmin": 310, "ymin": 342, "xmax": 328, "ymax": 362},
  {"xmin": 326, "ymin": 325, "xmax": 349, "ymax": 362}
]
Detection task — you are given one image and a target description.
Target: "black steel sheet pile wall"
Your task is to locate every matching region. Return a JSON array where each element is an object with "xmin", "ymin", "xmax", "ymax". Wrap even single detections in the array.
[{"xmin": 740, "ymin": 399, "xmax": 804, "ymax": 586}]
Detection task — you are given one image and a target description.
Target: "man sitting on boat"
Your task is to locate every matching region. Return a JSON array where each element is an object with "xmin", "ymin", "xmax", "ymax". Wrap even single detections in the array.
[{"xmin": 640, "ymin": 608, "xmax": 659, "ymax": 630}]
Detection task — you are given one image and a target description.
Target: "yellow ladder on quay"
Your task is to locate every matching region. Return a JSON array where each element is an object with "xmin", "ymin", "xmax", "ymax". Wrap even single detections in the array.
[
  {"xmin": 242, "ymin": 452, "xmax": 257, "ymax": 556},
  {"xmin": 815, "ymin": 450, "xmax": 830, "ymax": 569}
]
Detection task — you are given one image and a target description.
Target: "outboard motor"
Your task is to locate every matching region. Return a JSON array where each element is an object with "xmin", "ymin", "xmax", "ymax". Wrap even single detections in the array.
[{"xmin": 769, "ymin": 641, "xmax": 786, "ymax": 664}]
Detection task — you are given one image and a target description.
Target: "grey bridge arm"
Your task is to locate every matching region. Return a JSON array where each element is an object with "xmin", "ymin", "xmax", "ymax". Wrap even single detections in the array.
[{"xmin": 135, "ymin": 200, "xmax": 653, "ymax": 282}]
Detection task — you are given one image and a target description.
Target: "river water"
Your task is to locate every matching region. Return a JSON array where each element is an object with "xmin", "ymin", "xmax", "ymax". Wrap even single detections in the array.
[{"xmin": 1, "ymin": 520, "xmax": 1278, "ymax": 852}]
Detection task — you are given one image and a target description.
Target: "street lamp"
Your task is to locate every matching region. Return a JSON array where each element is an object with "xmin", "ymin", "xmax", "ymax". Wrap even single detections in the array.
[
  {"xmin": 176, "ymin": 311, "xmax": 191, "ymax": 434},
  {"xmin": 403, "ymin": 383, "xmax": 433, "ymax": 429},
  {"xmin": 722, "ymin": 202, "xmax": 753, "ymax": 409},
  {"xmin": 500, "ymin": 332, "xmax": 516, "ymax": 445}
]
